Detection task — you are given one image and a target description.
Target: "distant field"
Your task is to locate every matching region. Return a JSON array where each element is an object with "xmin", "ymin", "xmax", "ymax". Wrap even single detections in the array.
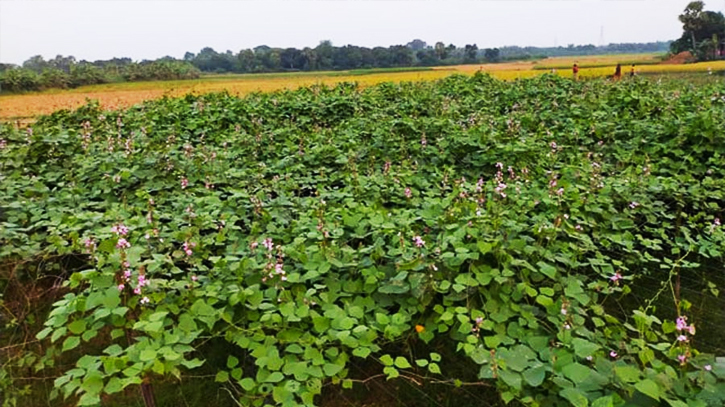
[
  {"xmin": 532, "ymin": 53, "xmax": 665, "ymax": 69},
  {"xmin": 1, "ymin": 56, "xmax": 723, "ymax": 122}
]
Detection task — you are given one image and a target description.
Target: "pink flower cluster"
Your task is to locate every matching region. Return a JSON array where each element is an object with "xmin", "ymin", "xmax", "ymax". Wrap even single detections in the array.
[
  {"xmin": 181, "ymin": 177, "xmax": 189, "ymax": 189},
  {"xmin": 413, "ymin": 235, "xmax": 425, "ymax": 248},
  {"xmin": 111, "ymin": 224, "xmax": 129, "ymax": 236},
  {"xmin": 405, "ymin": 187, "xmax": 412, "ymax": 199},
  {"xmin": 610, "ymin": 272, "xmax": 623, "ymax": 283},
  {"xmin": 84, "ymin": 238, "xmax": 96, "ymax": 251},
  {"xmin": 116, "ymin": 238, "xmax": 131, "ymax": 249},
  {"xmin": 676, "ymin": 316, "xmax": 696, "ymax": 335},
  {"xmin": 182, "ymin": 241, "xmax": 195, "ymax": 256}
]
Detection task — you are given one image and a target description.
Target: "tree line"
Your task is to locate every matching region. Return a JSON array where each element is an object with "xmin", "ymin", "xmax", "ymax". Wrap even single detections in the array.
[
  {"xmin": 181, "ymin": 40, "xmax": 670, "ymax": 74},
  {"xmin": 0, "ymin": 57, "xmax": 200, "ymax": 93},
  {"xmin": 0, "ymin": 40, "xmax": 673, "ymax": 93}
]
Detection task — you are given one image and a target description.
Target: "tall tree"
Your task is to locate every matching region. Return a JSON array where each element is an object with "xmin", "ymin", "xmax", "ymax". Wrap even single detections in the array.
[{"xmin": 680, "ymin": 1, "xmax": 705, "ymax": 50}]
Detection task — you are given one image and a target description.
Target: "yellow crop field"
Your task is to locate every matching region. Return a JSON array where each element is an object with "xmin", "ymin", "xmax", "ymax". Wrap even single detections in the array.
[{"xmin": 1, "ymin": 59, "xmax": 723, "ymax": 122}]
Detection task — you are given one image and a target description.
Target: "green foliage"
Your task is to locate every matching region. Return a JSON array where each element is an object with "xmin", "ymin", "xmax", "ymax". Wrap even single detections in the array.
[
  {"xmin": 1, "ymin": 74, "xmax": 725, "ymax": 406},
  {"xmin": 0, "ymin": 59, "xmax": 200, "ymax": 93}
]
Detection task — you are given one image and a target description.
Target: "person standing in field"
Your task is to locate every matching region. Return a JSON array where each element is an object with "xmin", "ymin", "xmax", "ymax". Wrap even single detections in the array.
[
  {"xmin": 613, "ymin": 63, "xmax": 622, "ymax": 81},
  {"xmin": 572, "ymin": 63, "xmax": 579, "ymax": 81},
  {"xmin": 630, "ymin": 64, "xmax": 636, "ymax": 78}
]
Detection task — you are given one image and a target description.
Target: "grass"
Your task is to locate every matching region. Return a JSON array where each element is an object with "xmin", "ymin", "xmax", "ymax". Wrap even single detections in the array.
[{"xmin": 1, "ymin": 55, "xmax": 723, "ymax": 122}]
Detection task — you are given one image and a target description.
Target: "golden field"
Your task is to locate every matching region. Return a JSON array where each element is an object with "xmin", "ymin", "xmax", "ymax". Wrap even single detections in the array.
[{"xmin": 1, "ymin": 56, "xmax": 724, "ymax": 122}]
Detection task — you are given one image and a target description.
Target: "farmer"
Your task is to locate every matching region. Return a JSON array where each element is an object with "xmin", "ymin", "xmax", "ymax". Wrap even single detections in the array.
[
  {"xmin": 630, "ymin": 64, "xmax": 636, "ymax": 77},
  {"xmin": 572, "ymin": 63, "xmax": 579, "ymax": 81},
  {"xmin": 613, "ymin": 63, "xmax": 622, "ymax": 81}
]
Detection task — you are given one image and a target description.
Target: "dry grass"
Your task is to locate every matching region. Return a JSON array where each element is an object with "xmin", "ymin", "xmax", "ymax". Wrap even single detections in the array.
[{"xmin": 2, "ymin": 58, "xmax": 723, "ymax": 122}]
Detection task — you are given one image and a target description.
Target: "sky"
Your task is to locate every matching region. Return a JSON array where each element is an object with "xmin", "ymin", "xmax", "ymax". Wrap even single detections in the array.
[{"xmin": 1, "ymin": 0, "xmax": 724, "ymax": 64}]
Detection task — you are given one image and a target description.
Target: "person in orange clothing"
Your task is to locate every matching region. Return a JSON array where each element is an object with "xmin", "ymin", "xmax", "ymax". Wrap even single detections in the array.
[
  {"xmin": 613, "ymin": 63, "xmax": 622, "ymax": 81},
  {"xmin": 572, "ymin": 63, "xmax": 580, "ymax": 81}
]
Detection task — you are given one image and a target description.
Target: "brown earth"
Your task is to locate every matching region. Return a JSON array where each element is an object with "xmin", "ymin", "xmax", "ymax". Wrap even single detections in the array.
[{"xmin": 661, "ymin": 51, "xmax": 695, "ymax": 64}]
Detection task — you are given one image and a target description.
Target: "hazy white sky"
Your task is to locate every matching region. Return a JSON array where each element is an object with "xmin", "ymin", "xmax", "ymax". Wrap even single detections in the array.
[{"xmin": 1, "ymin": 0, "xmax": 724, "ymax": 64}]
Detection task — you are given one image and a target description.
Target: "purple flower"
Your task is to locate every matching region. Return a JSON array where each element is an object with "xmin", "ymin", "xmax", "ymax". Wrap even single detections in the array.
[
  {"xmin": 111, "ymin": 224, "xmax": 129, "ymax": 236},
  {"xmin": 677, "ymin": 335, "xmax": 688, "ymax": 342},
  {"xmin": 556, "ymin": 188, "xmax": 564, "ymax": 196},
  {"xmin": 678, "ymin": 354, "xmax": 687, "ymax": 364},
  {"xmin": 575, "ymin": 225, "xmax": 582, "ymax": 231},
  {"xmin": 140, "ymin": 296, "xmax": 150, "ymax": 305},
  {"xmin": 475, "ymin": 317, "xmax": 483, "ymax": 325},
  {"xmin": 191, "ymin": 275, "xmax": 198, "ymax": 282},
  {"xmin": 705, "ymin": 364, "xmax": 712, "ymax": 371},
  {"xmin": 133, "ymin": 287, "xmax": 142, "ymax": 295},
  {"xmin": 181, "ymin": 177, "xmax": 189, "ymax": 189},
  {"xmin": 714, "ymin": 218, "xmax": 721, "ymax": 227},
  {"xmin": 182, "ymin": 241, "xmax": 193, "ymax": 256},
  {"xmin": 413, "ymin": 235, "xmax": 425, "ymax": 248},
  {"xmin": 117, "ymin": 284, "xmax": 125, "ymax": 291},
  {"xmin": 250, "ymin": 241, "xmax": 259, "ymax": 250},
  {"xmin": 610, "ymin": 272, "xmax": 622, "ymax": 282},
  {"xmin": 405, "ymin": 187, "xmax": 412, "ymax": 199},
  {"xmin": 84, "ymin": 238, "xmax": 96, "ymax": 249},
  {"xmin": 610, "ymin": 351, "xmax": 618, "ymax": 358},
  {"xmin": 263, "ymin": 238, "xmax": 274, "ymax": 251},
  {"xmin": 629, "ymin": 201, "xmax": 639, "ymax": 209},
  {"xmin": 676, "ymin": 316, "xmax": 688, "ymax": 330},
  {"xmin": 116, "ymin": 238, "xmax": 131, "ymax": 249}
]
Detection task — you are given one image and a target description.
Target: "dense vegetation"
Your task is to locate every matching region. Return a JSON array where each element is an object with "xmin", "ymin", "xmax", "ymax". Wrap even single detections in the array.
[
  {"xmin": 670, "ymin": 1, "xmax": 725, "ymax": 60},
  {"xmin": 1, "ymin": 74, "xmax": 724, "ymax": 407},
  {"xmin": 0, "ymin": 58, "xmax": 200, "ymax": 93},
  {"xmin": 0, "ymin": 40, "xmax": 671, "ymax": 93}
]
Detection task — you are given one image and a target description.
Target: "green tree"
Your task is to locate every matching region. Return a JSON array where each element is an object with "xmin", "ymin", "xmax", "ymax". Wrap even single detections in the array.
[
  {"xmin": 464, "ymin": 44, "xmax": 479, "ymax": 62},
  {"xmin": 434, "ymin": 41, "xmax": 448, "ymax": 60}
]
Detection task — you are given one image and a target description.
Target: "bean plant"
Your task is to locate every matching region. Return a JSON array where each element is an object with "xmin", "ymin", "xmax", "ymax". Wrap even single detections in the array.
[{"xmin": 1, "ymin": 74, "xmax": 724, "ymax": 407}]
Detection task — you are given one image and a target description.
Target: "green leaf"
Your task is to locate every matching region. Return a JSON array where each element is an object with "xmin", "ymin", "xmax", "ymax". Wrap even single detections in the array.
[
  {"xmin": 562, "ymin": 363, "xmax": 592, "ymax": 384},
  {"xmin": 477, "ymin": 241, "xmax": 492, "ymax": 254},
  {"xmin": 227, "ymin": 356, "xmax": 239, "ymax": 369},
  {"xmin": 394, "ymin": 357, "xmax": 412, "ymax": 369},
  {"xmin": 36, "ymin": 327, "xmax": 53, "ymax": 340},
  {"xmin": 104, "ymin": 377, "xmax": 124, "ymax": 394},
  {"xmin": 523, "ymin": 365, "xmax": 546, "ymax": 387},
  {"xmin": 428, "ymin": 363, "xmax": 441, "ymax": 374},
  {"xmin": 78, "ymin": 393, "xmax": 101, "ymax": 406},
  {"xmin": 560, "ymin": 387, "xmax": 589, "ymax": 407},
  {"xmin": 265, "ymin": 372, "xmax": 284, "ymax": 383},
  {"xmin": 615, "ymin": 365, "xmax": 640, "ymax": 383},
  {"xmin": 215, "ymin": 371, "xmax": 229, "ymax": 382},
  {"xmin": 139, "ymin": 349, "xmax": 157, "ymax": 362},
  {"xmin": 323, "ymin": 363, "xmax": 344, "ymax": 376},
  {"xmin": 591, "ymin": 396, "xmax": 614, "ymax": 407},
  {"xmin": 352, "ymin": 347, "xmax": 371, "ymax": 358},
  {"xmin": 634, "ymin": 379, "xmax": 660, "ymax": 401},
  {"xmin": 498, "ymin": 370, "xmax": 522, "ymax": 390},
  {"xmin": 572, "ymin": 338, "xmax": 600, "ymax": 359},
  {"xmin": 536, "ymin": 261, "xmax": 557, "ymax": 279},
  {"xmin": 239, "ymin": 378, "xmax": 255, "ymax": 391},
  {"xmin": 380, "ymin": 354, "xmax": 394, "ymax": 366},
  {"xmin": 62, "ymin": 336, "xmax": 80, "ymax": 352}
]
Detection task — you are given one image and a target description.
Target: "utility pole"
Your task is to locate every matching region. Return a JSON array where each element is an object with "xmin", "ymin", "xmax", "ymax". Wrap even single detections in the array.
[{"xmin": 599, "ymin": 26, "xmax": 605, "ymax": 47}]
